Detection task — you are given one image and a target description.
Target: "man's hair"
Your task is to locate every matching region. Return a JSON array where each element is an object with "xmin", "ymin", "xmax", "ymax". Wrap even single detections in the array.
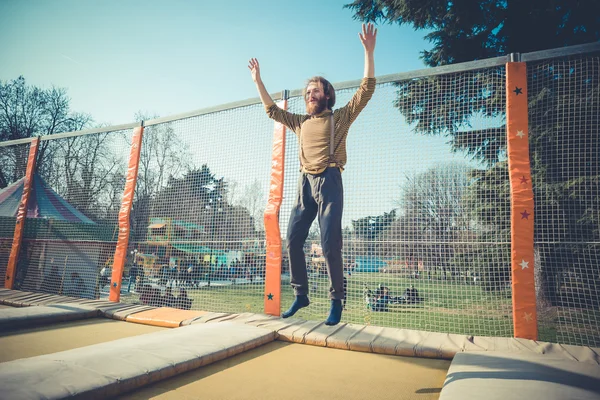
[{"xmin": 304, "ymin": 76, "xmax": 336, "ymax": 109}]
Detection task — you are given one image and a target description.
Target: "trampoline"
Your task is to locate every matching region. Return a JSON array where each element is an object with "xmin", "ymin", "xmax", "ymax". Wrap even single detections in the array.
[{"xmin": 0, "ymin": 289, "xmax": 599, "ymax": 400}]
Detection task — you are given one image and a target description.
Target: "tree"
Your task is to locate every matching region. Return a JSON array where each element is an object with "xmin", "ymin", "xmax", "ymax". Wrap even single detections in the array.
[
  {"xmin": 462, "ymin": 162, "xmax": 512, "ymax": 291},
  {"xmin": 346, "ymin": 0, "xmax": 600, "ymax": 307},
  {"xmin": 352, "ymin": 210, "xmax": 396, "ymax": 256},
  {"xmin": 386, "ymin": 162, "xmax": 473, "ymax": 278},
  {"xmin": 0, "ymin": 76, "xmax": 91, "ymax": 188},
  {"xmin": 148, "ymin": 165, "xmax": 258, "ymax": 249},
  {"xmin": 345, "ymin": 0, "xmax": 599, "ymax": 164},
  {"xmin": 345, "ymin": 1, "xmax": 600, "ymax": 67},
  {"xmin": 380, "ymin": 212, "xmax": 425, "ymax": 271},
  {"xmin": 129, "ymin": 112, "xmax": 192, "ymax": 240},
  {"xmin": 40, "ymin": 131, "xmax": 125, "ymax": 222},
  {"xmin": 150, "ymin": 165, "xmax": 218, "ymax": 226},
  {"xmin": 228, "ymin": 179, "xmax": 266, "ymax": 233},
  {"xmin": 0, "ymin": 76, "xmax": 124, "ymax": 222},
  {"xmin": 36, "ymin": 112, "xmax": 94, "ymax": 175}
]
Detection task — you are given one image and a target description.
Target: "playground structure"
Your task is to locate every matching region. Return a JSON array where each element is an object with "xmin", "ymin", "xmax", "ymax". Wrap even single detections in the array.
[{"xmin": 0, "ymin": 42, "xmax": 599, "ymax": 398}]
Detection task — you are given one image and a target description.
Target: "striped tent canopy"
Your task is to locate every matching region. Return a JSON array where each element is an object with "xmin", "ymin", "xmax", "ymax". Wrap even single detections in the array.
[{"xmin": 0, "ymin": 174, "xmax": 95, "ymax": 224}]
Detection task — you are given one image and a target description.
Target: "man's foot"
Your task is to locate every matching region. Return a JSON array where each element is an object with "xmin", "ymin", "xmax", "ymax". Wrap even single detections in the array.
[
  {"xmin": 282, "ymin": 295, "xmax": 310, "ymax": 318},
  {"xmin": 325, "ymin": 299, "xmax": 343, "ymax": 326}
]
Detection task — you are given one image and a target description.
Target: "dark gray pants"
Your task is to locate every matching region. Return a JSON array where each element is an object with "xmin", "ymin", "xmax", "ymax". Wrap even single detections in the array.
[{"xmin": 286, "ymin": 167, "xmax": 344, "ymax": 300}]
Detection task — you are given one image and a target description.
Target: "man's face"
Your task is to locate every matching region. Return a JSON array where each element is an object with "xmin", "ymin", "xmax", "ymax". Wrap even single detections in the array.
[{"xmin": 305, "ymin": 82, "xmax": 329, "ymax": 115}]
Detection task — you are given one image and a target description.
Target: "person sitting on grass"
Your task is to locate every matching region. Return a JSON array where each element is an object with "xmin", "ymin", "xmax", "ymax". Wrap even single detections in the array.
[
  {"xmin": 163, "ymin": 286, "xmax": 176, "ymax": 307},
  {"xmin": 176, "ymin": 288, "xmax": 193, "ymax": 310},
  {"xmin": 139, "ymin": 285, "xmax": 163, "ymax": 307},
  {"xmin": 403, "ymin": 285, "xmax": 420, "ymax": 304},
  {"xmin": 371, "ymin": 284, "xmax": 390, "ymax": 312}
]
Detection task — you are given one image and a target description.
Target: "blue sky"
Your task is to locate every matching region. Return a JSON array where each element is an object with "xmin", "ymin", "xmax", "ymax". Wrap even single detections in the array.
[
  {"xmin": 1, "ymin": 0, "xmax": 492, "ymax": 229},
  {"xmin": 0, "ymin": 0, "xmax": 431, "ymax": 125}
]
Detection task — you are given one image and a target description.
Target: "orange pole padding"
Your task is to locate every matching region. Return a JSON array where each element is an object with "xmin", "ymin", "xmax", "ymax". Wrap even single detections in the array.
[
  {"xmin": 110, "ymin": 125, "xmax": 144, "ymax": 302},
  {"xmin": 506, "ymin": 62, "xmax": 537, "ymax": 340},
  {"xmin": 5, "ymin": 138, "xmax": 40, "ymax": 289},
  {"xmin": 264, "ymin": 100, "xmax": 287, "ymax": 316}
]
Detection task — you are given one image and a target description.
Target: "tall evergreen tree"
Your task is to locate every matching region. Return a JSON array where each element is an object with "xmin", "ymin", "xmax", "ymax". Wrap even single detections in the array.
[{"xmin": 346, "ymin": 0, "xmax": 600, "ymax": 309}]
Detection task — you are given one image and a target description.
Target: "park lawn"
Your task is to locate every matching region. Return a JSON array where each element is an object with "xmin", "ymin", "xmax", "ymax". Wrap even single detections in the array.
[
  {"xmin": 183, "ymin": 273, "xmax": 514, "ymax": 337},
  {"xmin": 123, "ymin": 273, "xmax": 599, "ymax": 346}
]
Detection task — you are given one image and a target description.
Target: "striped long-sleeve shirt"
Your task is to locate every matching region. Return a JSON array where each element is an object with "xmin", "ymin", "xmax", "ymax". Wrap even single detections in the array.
[{"xmin": 265, "ymin": 77, "xmax": 376, "ymax": 174}]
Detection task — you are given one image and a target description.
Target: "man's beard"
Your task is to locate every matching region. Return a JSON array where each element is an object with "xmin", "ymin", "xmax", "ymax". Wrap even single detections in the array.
[{"xmin": 306, "ymin": 96, "xmax": 328, "ymax": 115}]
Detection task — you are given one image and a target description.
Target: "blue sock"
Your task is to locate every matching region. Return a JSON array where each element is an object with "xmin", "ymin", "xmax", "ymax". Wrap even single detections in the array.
[
  {"xmin": 325, "ymin": 299, "xmax": 343, "ymax": 326},
  {"xmin": 282, "ymin": 295, "xmax": 310, "ymax": 318}
]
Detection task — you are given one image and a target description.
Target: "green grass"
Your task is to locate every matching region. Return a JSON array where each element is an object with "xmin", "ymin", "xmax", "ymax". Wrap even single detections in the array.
[
  {"xmin": 125, "ymin": 273, "xmax": 512, "ymax": 337},
  {"xmin": 123, "ymin": 273, "xmax": 600, "ymax": 346}
]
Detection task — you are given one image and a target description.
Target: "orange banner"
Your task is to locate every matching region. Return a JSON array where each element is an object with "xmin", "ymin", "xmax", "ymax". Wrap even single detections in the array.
[
  {"xmin": 110, "ymin": 126, "xmax": 144, "ymax": 302},
  {"xmin": 264, "ymin": 100, "xmax": 287, "ymax": 316},
  {"xmin": 5, "ymin": 138, "xmax": 39, "ymax": 289},
  {"xmin": 506, "ymin": 62, "xmax": 537, "ymax": 340}
]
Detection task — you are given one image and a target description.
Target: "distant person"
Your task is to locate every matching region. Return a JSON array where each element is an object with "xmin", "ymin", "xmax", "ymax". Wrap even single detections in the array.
[
  {"xmin": 168, "ymin": 265, "xmax": 178, "ymax": 287},
  {"xmin": 185, "ymin": 262, "xmax": 194, "ymax": 287},
  {"xmin": 191, "ymin": 265, "xmax": 201, "ymax": 287},
  {"xmin": 176, "ymin": 288, "xmax": 193, "ymax": 310},
  {"xmin": 371, "ymin": 284, "xmax": 390, "ymax": 312},
  {"xmin": 136, "ymin": 265, "xmax": 146, "ymax": 287},
  {"xmin": 163, "ymin": 286, "xmax": 176, "ymax": 307},
  {"xmin": 127, "ymin": 264, "xmax": 139, "ymax": 292},
  {"xmin": 404, "ymin": 285, "xmax": 419, "ymax": 304},
  {"xmin": 99, "ymin": 265, "xmax": 111, "ymax": 288},
  {"xmin": 248, "ymin": 23, "xmax": 377, "ymax": 326}
]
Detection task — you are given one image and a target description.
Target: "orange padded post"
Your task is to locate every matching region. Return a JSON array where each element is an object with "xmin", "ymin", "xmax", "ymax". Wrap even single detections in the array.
[
  {"xmin": 506, "ymin": 62, "xmax": 537, "ymax": 340},
  {"xmin": 264, "ymin": 100, "xmax": 287, "ymax": 316},
  {"xmin": 110, "ymin": 125, "xmax": 144, "ymax": 302},
  {"xmin": 5, "ymin": 138, "xmax": 39, "ymax": 289}
]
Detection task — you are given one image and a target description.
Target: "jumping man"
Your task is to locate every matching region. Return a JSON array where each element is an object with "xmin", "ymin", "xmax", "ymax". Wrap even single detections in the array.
[{"xmin": 248, "ymin": 23, "xmax": 377, "ymax": 326}]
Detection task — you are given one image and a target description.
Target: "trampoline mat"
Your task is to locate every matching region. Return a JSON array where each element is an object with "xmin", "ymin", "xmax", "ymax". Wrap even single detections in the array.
[
  {"xmin": 118, "ymin": 341, "xmax": 450, "ymax": 400},
  {"xmin": 0, "ymin": 318, "xmax": 165, "ymax": 362}
]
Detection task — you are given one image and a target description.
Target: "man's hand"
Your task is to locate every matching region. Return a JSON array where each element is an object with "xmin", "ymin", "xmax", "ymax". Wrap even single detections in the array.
[
  {"xmin": 248, "ymin": 58, "xmax": 274, "ymax": 107},
  {"xmin": 359, "ymin": 23, "xmax": 377, "ymax": 53},
  {"xmin": 248, "ymin": 58, "xmax": 261, "ymax": 83}
]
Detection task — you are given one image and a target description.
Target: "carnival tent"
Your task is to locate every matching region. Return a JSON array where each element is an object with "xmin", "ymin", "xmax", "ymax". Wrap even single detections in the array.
[{"xmin": 0, "ymin": 174, "xmax": 95, "ymax": 224}]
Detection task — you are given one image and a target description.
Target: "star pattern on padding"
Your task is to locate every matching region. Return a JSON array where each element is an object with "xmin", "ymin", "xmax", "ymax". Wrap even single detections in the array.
[{"xmin": 513, "ymin": 86, "xmax": 523, "ymax": 95}]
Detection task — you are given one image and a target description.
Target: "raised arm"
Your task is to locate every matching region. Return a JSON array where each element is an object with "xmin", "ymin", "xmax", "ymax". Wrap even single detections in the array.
[
  {"xmin": 248, "ymin": 57, "xmax": 304, "ymax": 132},
  {"xmin": 359, "ymin": 23, "xmax": 377, "ymax": 78},
  {"xmin": 248, "ymin": 58, "xmax": 275, "ymax": 107},
  {"xmin": 338, "ymin": 24, "xmax": 378, "ymax": 123}
]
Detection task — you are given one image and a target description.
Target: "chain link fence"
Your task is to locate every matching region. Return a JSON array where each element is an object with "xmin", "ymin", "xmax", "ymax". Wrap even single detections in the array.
[
  {"xmin": 281, "ymin": 68, "xmax": 513, "ymax": 337},
  {"xmin": 527, "ymin": 53, "xmax": 600, "ymax": 347},
  {"xmin": 121, "ymin": 104, "xmax": 274, "ymax": 314},
  {"xmin": 0, "ymin": 43, "xmax": 598, "ymax": 347}
]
